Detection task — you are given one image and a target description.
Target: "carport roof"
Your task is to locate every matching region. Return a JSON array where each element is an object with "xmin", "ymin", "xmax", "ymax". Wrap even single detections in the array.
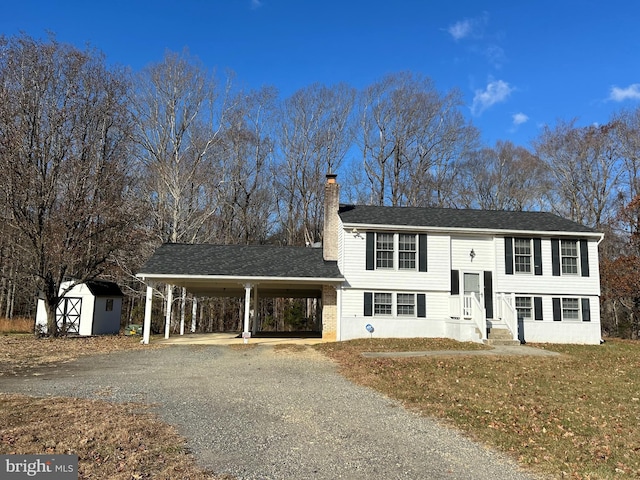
[{"xmin": 138, "ymin": 243, "xmax": 343, "ymax": 280}]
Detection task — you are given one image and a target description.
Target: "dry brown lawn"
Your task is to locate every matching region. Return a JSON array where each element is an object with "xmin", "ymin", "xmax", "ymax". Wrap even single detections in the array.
[
  {"xmin": 316, "ymin": 338, "xmax": 640, "ymax": 479},
  {"xmin": 0, "ymin": 334, "xmax": 233, "ymax": 479}
]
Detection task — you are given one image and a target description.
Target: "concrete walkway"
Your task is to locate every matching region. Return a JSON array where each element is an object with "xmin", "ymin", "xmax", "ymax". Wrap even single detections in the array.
[{"xmin": 362, "ymin": 344, "xmax": 561, "ymax": 358}]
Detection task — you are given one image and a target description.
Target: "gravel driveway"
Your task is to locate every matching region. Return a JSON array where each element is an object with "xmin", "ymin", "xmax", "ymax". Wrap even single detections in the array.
[{"xmin": 1, "ymin": 345, "xmax": 543, "ymax": 480}]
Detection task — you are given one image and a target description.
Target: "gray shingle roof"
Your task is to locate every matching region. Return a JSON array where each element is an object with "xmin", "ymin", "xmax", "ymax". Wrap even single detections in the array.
[
  {"xmin": 338, "ymin": 204, "xmax": 598, "ymax": 234},
  {"xmin": 139, "ymin": 244, "xmax": 343, "ymax": 279},
  {"xmin": 85, "ymin": 280, "xmax": 124, "ymax": 297}
]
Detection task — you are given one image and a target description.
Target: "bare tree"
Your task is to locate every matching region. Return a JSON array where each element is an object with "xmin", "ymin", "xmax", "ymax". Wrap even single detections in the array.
[
  {"xmin": 0, "ymin": 34, "xmax": 141, "ymax": 335},
  {"xmin": 213, "ymin": 86, "xmax": 277, "ymax": 244},
  {"xmin": 274, "ymin": 82, "xmax": 356, "ymax": 245},
  {"xmin": 357, "ymin": 72, "xmax": 478, "ymax": 207},
  {"xmin": 458, "ymin": 141, "xmax": 547, "ymax": 210},
  {"xmin": 131, "ymin": 50, "xmax": 229, "ymax": 245},
  {"xmin": 533, "ymin": 119, "xmax": 621, "ymax": 228}
]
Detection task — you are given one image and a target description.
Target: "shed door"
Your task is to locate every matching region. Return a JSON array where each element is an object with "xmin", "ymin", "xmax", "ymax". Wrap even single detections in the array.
[{"xmin": 56, "ymin": 297, "xmax": 82, "ymax": 334}]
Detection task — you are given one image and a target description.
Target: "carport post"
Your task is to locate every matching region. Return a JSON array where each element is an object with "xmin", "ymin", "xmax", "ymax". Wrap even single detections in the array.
[
  {"xmin": 142, "ymin": 285, "xmax": 153, "ymax": 345},
  {"xmin": 243, "ymin": 283, "xmax": 252, "ymax": 343},
  {"xmin": 164, "ymin": 285, "xmax": 173, "ymax": 339},
  {"xmin": 191, "ymin": 297, "xmax": 197, "ymax": 333}
]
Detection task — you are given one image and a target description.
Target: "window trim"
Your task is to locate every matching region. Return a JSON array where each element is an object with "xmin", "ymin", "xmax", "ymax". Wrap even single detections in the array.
[
  {"xmin": 364, "ymin": 292, "xmax": 427, "ymax": 318},
  {"xmin": 553, "ymin": 296, "xmax": 590, "ymax": 321},
  {"xmin": 396, "ymin": 293, "xmax": 415, "ymax": 316},
  {"xmin": 560, "ymin": 240, "xmax": 579, "ymax": 275},
  {"xmin": 513, "ymin": 238, "xmax": 532, "ymax": 274},
  {"xmin": 366, "ymin": 232, "xmax": 426, "ymax": 272},
  {"xmin": 398, "ymin": 234, "xmax": 417, "ymax": 270},
  {"xmin": 515, "ymin": 296, "xmax": 532, "ymax": 321},
  {"xmin": 376, "ymin": 233, "xmax": 394, "ymax": 269}
]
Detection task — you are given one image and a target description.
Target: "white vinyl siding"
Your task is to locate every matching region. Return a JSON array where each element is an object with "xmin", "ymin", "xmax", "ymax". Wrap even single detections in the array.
[{"xmin": 495, "ymin": 238, "xmax": 600, "ymax": 297}]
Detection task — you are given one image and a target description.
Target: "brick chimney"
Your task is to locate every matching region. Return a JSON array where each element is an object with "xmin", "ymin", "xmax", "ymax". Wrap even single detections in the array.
[{"xmin": 323, "ymin": 173, "xmax": 339, "ymax": 261}]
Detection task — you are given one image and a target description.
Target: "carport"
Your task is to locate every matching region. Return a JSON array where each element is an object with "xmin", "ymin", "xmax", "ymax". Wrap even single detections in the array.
[{"xmin": 136, "ymin": 243, "xmax": 344, "ymax": 344}]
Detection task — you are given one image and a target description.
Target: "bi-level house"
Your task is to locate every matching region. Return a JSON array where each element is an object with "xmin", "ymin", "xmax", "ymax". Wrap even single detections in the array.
[{"xmin": 138, "ymin": 174, "xmax": 603, "ymax": 345}]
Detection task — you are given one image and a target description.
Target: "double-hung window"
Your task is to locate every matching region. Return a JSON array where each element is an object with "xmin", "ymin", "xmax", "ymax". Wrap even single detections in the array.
[
  {"xmin": 562, "ymin": 297, "xmax": 580, "ymax": 320},
  {"xmin": 364, "ymin": 292, "xmax": 426, "ymax": 318},
  {"xmin": 398, "ymin": 234, "xmax": 416, "ymax": 270},
  {"xmin": 515, "ymin": 297, "xmax": 532, "ymax": 321},
  {"xmin": 374, "ymin": 293, "xmax": 392, "ymax": 315},
  {"xmin": 561, "ymin": 240, "xmax": 578, "ymax": 274},
  {"xmin": 367, "ymin": 232, "xmax": 426, "ymax": 271},
  {"xmin": 376, "ymin": 233, "xmax": 394, "ymax": 269},
  {"xmin": 397, "ymin": 293, "xmax": 415, "ymax": 316},
  {"xmin": 514, "ymin": 239, "xmax": 532, "ymax": 273}
]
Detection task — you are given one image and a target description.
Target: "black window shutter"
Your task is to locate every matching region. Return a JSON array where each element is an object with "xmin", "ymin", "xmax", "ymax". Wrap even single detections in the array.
[
  {"xmin": 551, "ymin": 239, "xmax": 560, "ymax": 276},
  {"xmin": 552, "ymin": 297, "xmax": 561, "ymax": 321},
  {"xmin": 580, "ymin": 239, "xmax": 590, "ymax": 277},
  {"xmin": 366, "ymin": 232, "xmax": 374, "ymax": 271},
  {"xmin": 582, "ymin": 298, "xmax": 591, "ymax": 322},
  {"xmin": 504, "ymin": 237, "xmax": 513, "ymax": 275},
  {"xmin": 534, "ymin": 238, "xmax": 543, "ymax": 275},
  {"xmin": 364, "ymin": 292, "xmax": 373, "ymax": 316},
  {"xmin": 419, "ymin": 234, "xmax": 428, "ymax": 272},
  {"xmin": 483, "ymin": 271, "xmax": 493, "ymax": 319},
  {"xmin": 534, "ymin": 297, "xmax": 543, "ymax": 320},
  {"xmin": 417, "ymin": 294, "xmax": 426, "ymax": 318},
  {"xmin": 451, "ymin": 270, "xmax": 459, "ymax": 295}
]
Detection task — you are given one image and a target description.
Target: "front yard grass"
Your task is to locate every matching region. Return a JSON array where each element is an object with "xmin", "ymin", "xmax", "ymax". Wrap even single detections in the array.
[{"xmin": 316, "ymin": 338, "xmax": 640, "ymax": 479}]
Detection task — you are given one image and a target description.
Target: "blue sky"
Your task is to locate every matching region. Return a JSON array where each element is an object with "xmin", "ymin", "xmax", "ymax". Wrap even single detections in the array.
[{"xmin": 3, "ymin": 0, "xmax": 640, "ymax": 148}]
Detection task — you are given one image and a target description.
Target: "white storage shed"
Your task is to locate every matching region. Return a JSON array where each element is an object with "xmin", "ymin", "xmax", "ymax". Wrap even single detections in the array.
[{"xmin": 35, "ymin": 280, "xmax": 124, "ymax": 335}]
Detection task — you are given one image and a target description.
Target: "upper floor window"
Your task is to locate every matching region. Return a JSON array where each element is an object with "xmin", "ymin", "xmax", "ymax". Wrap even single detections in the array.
[
  {"xmin": 514, "ymin": 238, "xmax": 532, "ymax": 273},
  {"xmin": 398, "ymin": 234, "xmax": 416, "ymax": 269},
  {"xmin": 376, "ymin": 233, "xmax": 394, "ymax": 269},
  {"xmin": 561, "ymin": 240, "xmax": 578, "ymax": 274},
  {"xmin": 505, "ymin": 237, "xmax": 542, "ymax": 276},
  {"xmin": 366, "ymin": 232, "xmax": 427, "ymax": 272}
]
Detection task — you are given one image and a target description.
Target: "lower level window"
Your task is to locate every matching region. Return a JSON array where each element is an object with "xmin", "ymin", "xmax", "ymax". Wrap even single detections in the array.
[
  {"xmin": 397, "ymin": 293, "xmax": 415, "ymax": 316},
  {"xmin": 562, "ymin": 298, "xmax": 580, "ymax": 320},
  {"xmin": 515, "ymin": 297, "xmax": 531, "ymax": 321},
  {"xmin": 374, "ymin": 293, "xmax": 392, "ymax": 315}
]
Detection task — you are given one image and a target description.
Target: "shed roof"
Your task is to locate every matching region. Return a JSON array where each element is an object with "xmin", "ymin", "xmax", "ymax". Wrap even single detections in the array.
[
  {"xmin": 338, "ymin": 204, "xmax": 599, "ymax": 234},
  {"xmin": 85, "ymin": 280, "xmax": 124, "ymax": 297}
]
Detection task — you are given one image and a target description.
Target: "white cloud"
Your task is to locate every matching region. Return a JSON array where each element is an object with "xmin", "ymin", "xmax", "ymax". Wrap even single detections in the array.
[
  {"xmin": 448, "ymin": 19, "xmax": 473, "ymax": 40},
  {"xmin": 471, "ymin": 79, "xmax": 514, "ymax": 115},
  {"xmin": 609, "ymin": 84, "xmax": 640, "ymax": 102},
  {"xmin": 512, "ymin": 112, "xmax": 529, "ymax": 125},
  {"xmin": 447, "ymin": 13, "xmax": 489, "ymax": 41},
  {"xmin": 251, "ymin": 0, "xmax": 263, "ymax": 9}
]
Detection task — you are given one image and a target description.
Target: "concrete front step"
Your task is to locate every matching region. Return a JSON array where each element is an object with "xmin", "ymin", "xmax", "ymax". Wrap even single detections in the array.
[
  {"xmin": 487, "ymin": 327, "xmax": 514, "ymax": 340},
  {"xmin": 484, "ymin": 327, "xmax": 521, "ymax": 346},
  {"xmin": 484, "ymin": 338, "xmax": 521, "ymax": 346}
]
